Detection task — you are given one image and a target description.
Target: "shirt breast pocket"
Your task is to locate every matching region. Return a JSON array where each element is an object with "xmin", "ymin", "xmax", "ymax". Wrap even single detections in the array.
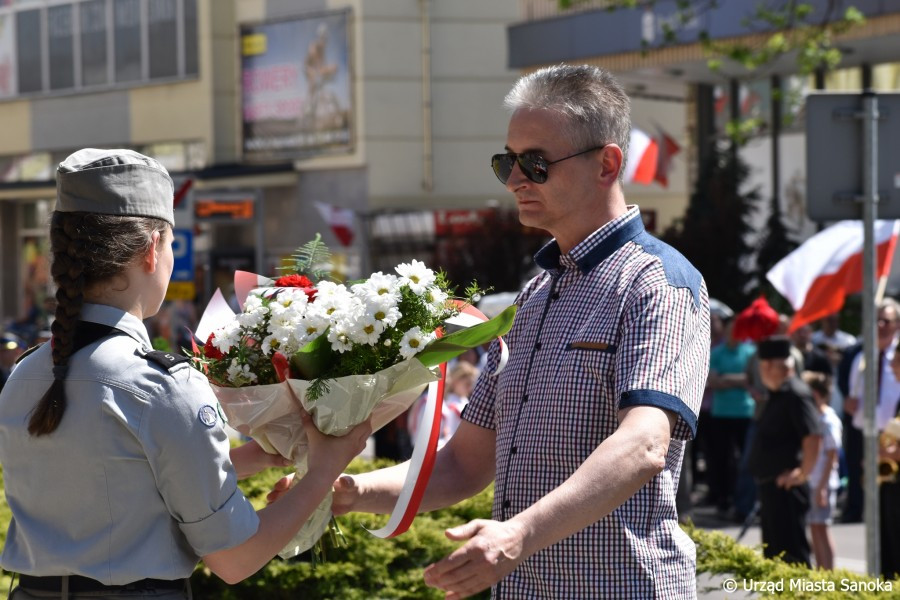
[{"xmin": 563, "ymin": 341, "xmax": 617, "ymax": 388}]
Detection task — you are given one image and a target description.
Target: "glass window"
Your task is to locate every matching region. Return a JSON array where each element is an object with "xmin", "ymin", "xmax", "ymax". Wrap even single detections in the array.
[
  {"xmin": 184, "ymin": 0, "xmax": 197, "ymax": 76},
  {"xmin": 16, "ymin": 9, "xmax": 41, "ymax": 93},
  {"xmin": 114, "ymin": 0, "xmax": 141, "ymax": 83},
  {"xmin": 872, "ymin": 63, "xmax": 900, "ymax": 92},
  {"xmin": 80, "ymin": 0, "xmax": 107, "ymax": 86},
  {"xmin": 824, "ymin": 67, "xmax": 862, "ymax": 91},
  {"xmin": 148, "ymin": 0, "xmax": 176, "ymax": 79},
  {"xmin": 48, "ymin": 4, "xmax": 74, "ymax": 90}
]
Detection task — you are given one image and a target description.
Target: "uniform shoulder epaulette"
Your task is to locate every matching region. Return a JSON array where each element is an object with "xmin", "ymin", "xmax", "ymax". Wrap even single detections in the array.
[
  {"xmin": 143, "ymin": 350, "xmax": 192, "ymax": 371},
  {"xmin": 15, "ymin": 343, "xmax": 44, "ymax": 365}
]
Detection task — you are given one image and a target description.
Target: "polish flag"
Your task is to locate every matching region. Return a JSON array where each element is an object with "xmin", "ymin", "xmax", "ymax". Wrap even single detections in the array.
[
  {"xmin": 624, "ymin": 127, "xmax": 658, "ymax": 185},
  {"xmin": 315, "ymin": 202, "xmax": 355, "ymax": 246},
  {"xmin": 766, "ymin": 220, "xmax": 900, "ymax": 332},
  {"xmin": 653, "ymin": 126, "xmax": 680, "ymax": 188}
]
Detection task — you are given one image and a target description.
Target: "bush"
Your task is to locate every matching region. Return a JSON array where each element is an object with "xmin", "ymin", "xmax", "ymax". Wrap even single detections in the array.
[
  {"xmin": 686, "ymin": 522, "xmax": 900, "ymax": 598},
  {"xmin": 190, "ymin": 457, "xmax": 493, "ymax": 599}
]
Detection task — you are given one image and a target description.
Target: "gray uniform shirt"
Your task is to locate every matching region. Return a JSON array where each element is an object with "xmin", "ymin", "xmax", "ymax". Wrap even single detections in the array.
[{"xmin": 0, "ymin": 303, "xmax": 259, "ymax": 584}]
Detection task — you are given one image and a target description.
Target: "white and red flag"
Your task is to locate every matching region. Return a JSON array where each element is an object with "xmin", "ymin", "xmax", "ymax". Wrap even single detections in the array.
[
  {"xmin": 624, "ymin": 127, "xmax": 659, "ymax": 185},
  {"xmin": 653, "ymin": 126, "xmax": 681, "ymax": 188},
  {"xmin": 766, "ymin": 220, "xmax": 900, "ymax": 332},
  {"xmin": 315, "ymin": 201, "xmax": 355, "ymax": 246}
]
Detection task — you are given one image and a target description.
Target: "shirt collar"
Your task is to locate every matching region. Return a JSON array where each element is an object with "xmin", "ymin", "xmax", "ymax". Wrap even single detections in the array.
[
  {"xmin": 534, "ymin": 206, "xmax": 645, "ymax": 275},
  {"xmin": 80, "ymin": 303, "xmax": 153, "ymax": 349}
]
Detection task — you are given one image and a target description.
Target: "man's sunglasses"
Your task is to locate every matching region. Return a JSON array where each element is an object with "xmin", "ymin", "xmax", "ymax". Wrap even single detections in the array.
[{"xmin": 491, "ymin": 145, "xmax": 607, "ymax": 184}]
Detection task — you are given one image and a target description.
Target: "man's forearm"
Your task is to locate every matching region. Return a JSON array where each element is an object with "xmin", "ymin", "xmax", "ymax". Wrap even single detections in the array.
[
  {"xmin": 351, "ymin": 421, "xmax": 496, "ymax": 514},
  {"xmin": 510, "ymin": 406, "xmax": 674, "ymax": 558}
]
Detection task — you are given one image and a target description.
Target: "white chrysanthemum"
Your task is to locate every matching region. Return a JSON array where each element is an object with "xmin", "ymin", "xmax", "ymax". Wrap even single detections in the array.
[
  {"xmin": 244, "ymin": 293, "xmax": 264, "ymax": 311},
  {"xmin": 226, "ymin": 359, "xmax": 258, "ymax": 386},
  {"xmin": 399, "ymin": 326, "xmax": 434, "ymax": 359},
  {"xmin": 327, "ymin": 325, "xmax": 354, "ymax": 353},
  {"xmin": 273, "ymin": 287, "xmax": 310, "ymax": 310},
  {"xmin": 348, "ymin": 314, "xmax": 385, "ymax": 346},
  {"xmin": 237, "ymin": 301, "xmax": 269, "ymax": 329},
  {"xmin": 395, "ymin": 259, "xmax": 436, "ymax": 294},
  {"xmin": 261, "ymin": 333, "xmax": 281, "ymax": 355},
  {"xmin": 291, "ymin": 313, "xmax": 330, "ymax": 347},
  {"xmin": 423, "ymin": 285, "xmax": 449, "ymax": 315},
  {"xmin": 212, "ymin": 321, "xmax": 242, "ymax": 353},
  {"xmin": 364, "ymin": 295, "xmax": 402, "ymax": 328},
  {"xmin": 315, "ymin": 281, "xmax": 356, "ymax": 319},
  {"xmin": 352, "ymin": 272, "xmax": 401, "ymax": 303}
]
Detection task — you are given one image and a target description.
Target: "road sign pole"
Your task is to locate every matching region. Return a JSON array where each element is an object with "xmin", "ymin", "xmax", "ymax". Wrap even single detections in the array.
[{"xmin": 862, "ymin": 90, "xmax": 881, "ymax": 578}]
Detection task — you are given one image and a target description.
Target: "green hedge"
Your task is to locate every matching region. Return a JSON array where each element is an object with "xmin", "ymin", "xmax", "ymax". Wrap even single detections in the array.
[
  {"xmin": 687, "ymin": 523, "xmax": 900, "ymax": 598},
  {"xmin": 191, "ymin": 457, "xmax": 493, "ymax": 599}
]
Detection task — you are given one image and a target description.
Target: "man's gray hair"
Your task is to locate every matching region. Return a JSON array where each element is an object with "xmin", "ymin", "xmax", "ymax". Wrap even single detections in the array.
[
  {"xmin": 503, "ymin": 64, "xmax": 632, "ymax": 182},
  {"xmin": 879, "ymin": 297, "xmax": 900, "ymax": 316}
]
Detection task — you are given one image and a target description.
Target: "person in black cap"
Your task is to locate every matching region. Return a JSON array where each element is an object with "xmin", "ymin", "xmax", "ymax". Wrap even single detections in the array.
[
  {"xmin": 747, "ymin": 335, "xmax": 822, "ymax": 566},
  {"xmin": 0, "ymin": 332, "xmax": 26, "ymax": 393},
  {"xmin": 0, "ymin": 148, "xmax": 371, "ymax": 599}
]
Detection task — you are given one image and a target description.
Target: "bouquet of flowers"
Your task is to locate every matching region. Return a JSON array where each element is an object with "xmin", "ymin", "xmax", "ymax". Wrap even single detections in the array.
[{"xmin": 190, "ymin": 236, "xmax": 515, "ymax": 558}]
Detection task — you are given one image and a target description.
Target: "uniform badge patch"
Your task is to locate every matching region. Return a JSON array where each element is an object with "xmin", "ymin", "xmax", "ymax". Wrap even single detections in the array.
[{"xmin": 198, "ymin": 405, "xmax": 218, "ymax": 428}]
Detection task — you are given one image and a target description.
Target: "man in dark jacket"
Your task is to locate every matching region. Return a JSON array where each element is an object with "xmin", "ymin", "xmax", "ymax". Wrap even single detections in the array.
[{"xmin": 748, "ymin": 335, "xmax": 822, "ymax": 566}]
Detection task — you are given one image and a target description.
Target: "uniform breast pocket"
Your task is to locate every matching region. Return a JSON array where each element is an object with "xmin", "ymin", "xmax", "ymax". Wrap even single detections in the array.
[{"xmin": 563, "ymin": 341, "xmax": 617, "ymax": 387}]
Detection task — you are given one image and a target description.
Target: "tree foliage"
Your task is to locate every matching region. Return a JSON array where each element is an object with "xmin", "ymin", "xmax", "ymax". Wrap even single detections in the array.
[
  {"xmin": 558, "ymin": 0, "xmax": 865, "ymax": 75},
  {"xmin": 661, "ymin": 144, "xmax": 761, "ymax": 311}
]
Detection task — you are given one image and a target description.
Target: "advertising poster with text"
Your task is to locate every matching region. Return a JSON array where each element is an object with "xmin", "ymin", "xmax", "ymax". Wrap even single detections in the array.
[{"xmin": 241, "ymin": 10, "xmax": 352, "ymax": 162}]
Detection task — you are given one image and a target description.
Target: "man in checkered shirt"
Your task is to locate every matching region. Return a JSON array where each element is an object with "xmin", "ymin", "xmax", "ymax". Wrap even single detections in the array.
[{"xmin": 334, "ymin": 64, "xmax": 710, "ymax": 599}]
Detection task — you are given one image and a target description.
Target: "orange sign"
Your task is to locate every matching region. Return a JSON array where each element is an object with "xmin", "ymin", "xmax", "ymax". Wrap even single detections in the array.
[{"xmin": 194, "ymin": 199, "xmax": 255, "ymax": 220}]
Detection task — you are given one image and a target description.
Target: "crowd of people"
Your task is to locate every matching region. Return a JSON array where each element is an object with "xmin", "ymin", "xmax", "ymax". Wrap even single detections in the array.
[{"xmin": 686, "ymin": 298, "xmax": 900, "ymax": 577}]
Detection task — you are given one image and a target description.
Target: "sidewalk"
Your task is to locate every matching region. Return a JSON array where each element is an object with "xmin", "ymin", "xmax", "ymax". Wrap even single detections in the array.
[{"xmin": 692, "ymin": 503, "xmax": 866, "ymax": 598}]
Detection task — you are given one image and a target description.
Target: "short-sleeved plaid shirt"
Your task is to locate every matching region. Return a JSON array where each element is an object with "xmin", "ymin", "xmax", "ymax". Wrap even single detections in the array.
[{"xmin": 464, "ymin": 206, "xmax": 710, "ymax": 599}]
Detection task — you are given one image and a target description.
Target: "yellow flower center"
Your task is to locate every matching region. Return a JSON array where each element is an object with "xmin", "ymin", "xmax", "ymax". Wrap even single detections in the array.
[
  {"xmin": 375, "ymin": 311, "xmax": 385, "ymax": 320},
  {"xmin": 409, "ymin": 339, "xmax": 420, "ymax": 349},
  {"xmin": 364, "ymin": 324, "xmax": 375, "ymax": 335}
]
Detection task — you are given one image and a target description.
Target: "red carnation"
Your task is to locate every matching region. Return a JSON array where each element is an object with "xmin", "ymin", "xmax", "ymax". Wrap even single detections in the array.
[
  {"xmin": 275, "ymin": 274, "xmax": 313, "ymax": 288},
  {"xmin": 203, "ymin": 333, "xmax": 225, "ymax": 360},
  {"xmin": 274, "ymin": 274, "xmax": 317, "ymax": 302}
]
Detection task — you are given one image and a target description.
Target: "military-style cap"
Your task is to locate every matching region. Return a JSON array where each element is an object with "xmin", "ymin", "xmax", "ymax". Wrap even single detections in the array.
[
  {"xmin": 757, "ymin": 335, "xmax": 792, "ymax": 360},
  {"xmin": 56, "ymin": 148, "xmax": 174, "ymax": 226}
]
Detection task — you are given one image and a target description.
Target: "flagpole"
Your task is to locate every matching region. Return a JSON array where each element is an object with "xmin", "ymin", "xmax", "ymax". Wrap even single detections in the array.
[{"xmin": 861, "ymin": 89, "xmax": 880, "ymax": 578}]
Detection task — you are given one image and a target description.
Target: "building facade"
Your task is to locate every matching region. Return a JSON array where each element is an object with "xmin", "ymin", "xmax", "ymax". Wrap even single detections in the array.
[{"xmin": 0, "ymin": 0, "xmax": 523, "ymax": 334}]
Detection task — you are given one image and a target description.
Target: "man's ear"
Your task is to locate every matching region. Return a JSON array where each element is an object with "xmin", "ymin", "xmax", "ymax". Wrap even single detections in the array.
[
  {"xmin": 145, "ymin": 230, "xmax": 161, "ymax": 273},
  {"xmin": 597, "ymin": 144, "xmax": 624, "ymax": 185}
]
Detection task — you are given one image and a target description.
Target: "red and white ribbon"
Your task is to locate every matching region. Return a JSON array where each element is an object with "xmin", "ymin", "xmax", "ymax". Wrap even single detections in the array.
[
  {"xmin": 367, "ymin": 304, "xmax": 509, "ymax": 538},
  {"xmin": 366, "ymin": 360, "xmax": 447, "ymax": 538}
]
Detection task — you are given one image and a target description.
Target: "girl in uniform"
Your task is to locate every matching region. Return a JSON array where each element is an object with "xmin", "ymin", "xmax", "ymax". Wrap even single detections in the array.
[{"xmin": 0, "ymin": 148, "xmax": 371, "ymax": 599}]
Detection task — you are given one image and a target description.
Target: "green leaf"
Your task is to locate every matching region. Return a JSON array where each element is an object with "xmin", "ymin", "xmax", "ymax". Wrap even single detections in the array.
[
  {"xmin": 416, "ymin": 305, "xmax": 517, "ymax": 368},
  {"xmin": 291, "ymin": 331, "xmax": 336, "ymax": 379}
]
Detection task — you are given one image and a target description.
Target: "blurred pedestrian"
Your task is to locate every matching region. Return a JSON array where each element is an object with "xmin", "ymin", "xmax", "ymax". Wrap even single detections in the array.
[
  {"xmin": 748, "ymin": 335, "xmax": 822, "ymax": 566},
  {"xmin": 0, "ymin": 332, "xmax": 26, "ymax": 393},
  {"xmin": 802, "ymin": 369, "xmax": 841, "ymax": 570}
]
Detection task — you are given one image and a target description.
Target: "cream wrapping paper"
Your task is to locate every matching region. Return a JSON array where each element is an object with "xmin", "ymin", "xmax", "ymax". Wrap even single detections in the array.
[{"xmin": 213, "ymin": 358, "xmax": 439, "ymax": 557}]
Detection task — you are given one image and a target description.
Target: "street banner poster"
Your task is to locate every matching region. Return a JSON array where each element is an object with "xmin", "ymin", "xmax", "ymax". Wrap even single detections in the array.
[
  {"xmin": 240, "ymin": 10, "xmax": 353, "ymax": 162},
  {"xmin": 0, "ymin": 13, "xmax": 16, "ymax": 98}
]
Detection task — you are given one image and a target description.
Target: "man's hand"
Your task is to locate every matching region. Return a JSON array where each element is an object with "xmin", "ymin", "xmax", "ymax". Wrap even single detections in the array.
[
  {"xmin": 423, "ymin": 519, "xmax": 529, "ymax": 600},
  {"xmin": 776, "ymin": 467, "xmax": 807, "ymax": 489},
  {"xmin": 332, "ymin": 474, "xmax": 360, "ymax": 515},
  {"xmin": 844, "ymin": 396, "xmax": 860, "ymax": 415}
]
